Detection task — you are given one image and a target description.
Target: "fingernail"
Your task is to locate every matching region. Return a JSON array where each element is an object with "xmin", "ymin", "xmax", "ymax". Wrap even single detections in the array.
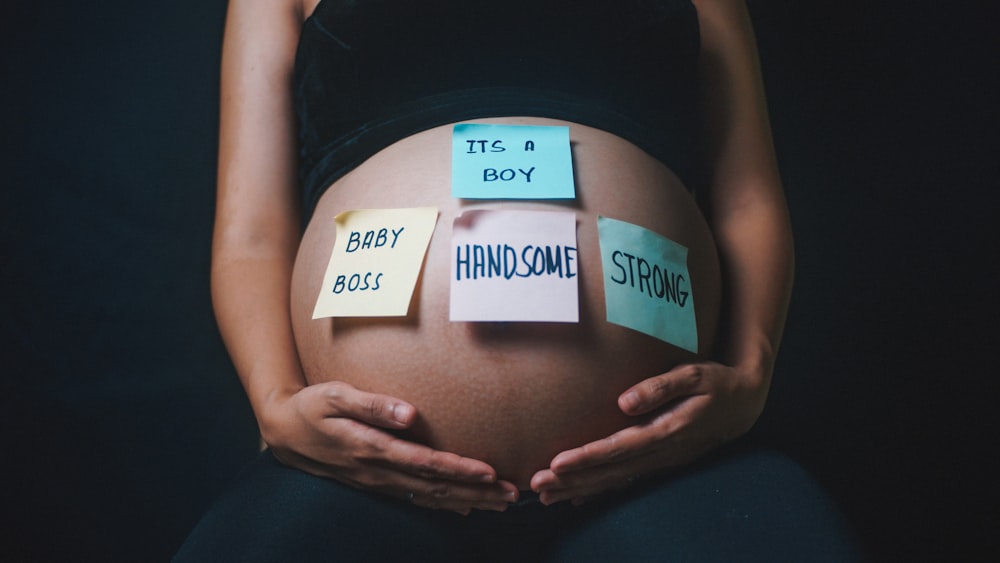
[
  {"xmin": 392, "ymin": 403, "xmax": 414, "ymax": 424},
  {"xmin": 505, "ymin": 491, "xmax": 518, "ymax": 502},
  {"xmin": 531, "ymin": 475, "xmax": 552, "ymax": 491},
  {"xmin": 620, "ymin": 391, "xmax": 640, "ymax": 413}
]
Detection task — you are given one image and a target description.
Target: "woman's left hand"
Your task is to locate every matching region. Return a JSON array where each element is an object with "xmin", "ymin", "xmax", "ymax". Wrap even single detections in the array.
[{"xmin": 529, "ymin": 360, "xmax": 769, "ymax": 506}]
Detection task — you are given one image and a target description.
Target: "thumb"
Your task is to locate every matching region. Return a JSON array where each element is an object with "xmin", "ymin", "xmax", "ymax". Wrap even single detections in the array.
[{"xmin": 313, "ymin": 381, "xmax": 417, "ymax": 429}]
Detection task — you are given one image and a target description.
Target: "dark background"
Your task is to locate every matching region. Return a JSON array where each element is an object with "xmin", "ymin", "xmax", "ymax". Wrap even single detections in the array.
[{"xmin": 2, "ymin": 1, "xmax": 996, "ymax": 561}]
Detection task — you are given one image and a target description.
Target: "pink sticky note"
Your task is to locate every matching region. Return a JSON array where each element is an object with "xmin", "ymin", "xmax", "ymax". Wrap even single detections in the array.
[{"xmin": 449, "ymin": 209, "xmax": 579, "ymax": 322}]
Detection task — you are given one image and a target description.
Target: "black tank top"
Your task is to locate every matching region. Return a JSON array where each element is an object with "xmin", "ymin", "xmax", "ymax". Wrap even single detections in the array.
[{"xmin": 294, "ymin": 0, "xmax": 701, "ymax": 219}]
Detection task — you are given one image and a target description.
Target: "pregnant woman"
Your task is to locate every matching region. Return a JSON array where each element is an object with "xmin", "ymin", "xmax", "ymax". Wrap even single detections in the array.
[{"xmin": 176, "ymin": 0, "xmax": 862, "ymax": 560}]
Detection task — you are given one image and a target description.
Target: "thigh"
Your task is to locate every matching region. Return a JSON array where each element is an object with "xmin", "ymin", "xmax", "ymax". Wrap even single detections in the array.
[
  {"xmin": 172, "ymin": 451, "xmax": 464, "ymax": 563},
  {"xmin": 550, "ymin": 444, "xmax": 866, "ymax": 563}
]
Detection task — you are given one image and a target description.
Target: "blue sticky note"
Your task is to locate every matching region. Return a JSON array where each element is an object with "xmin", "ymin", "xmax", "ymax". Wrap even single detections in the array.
[
  {"xmin": 597, "ymin": 216, "xmax": 698, "ymax": 353},
  {"xmin": 451, "ymin": 123, "xmax": 575, "ymax": 199}
]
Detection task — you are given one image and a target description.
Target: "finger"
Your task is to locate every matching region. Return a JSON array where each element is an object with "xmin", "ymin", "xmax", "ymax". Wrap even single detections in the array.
[
  {"xmin": 547, "ymin": 423, "xmax": 662, "ymax": 474},
  {"xmin": 535, "ymin": 452, "xmax": 660, "ymax": 506},
  {"xmin": 541, "ymin": 393, "xmax": 709, "ymax": 476},
  {"xmin": 529, "ymin": 468, "xmax": 558, "ymax": 493},
  {"xmin": 335, "ymin": 462, "xmax": 515, "ymax": 514},
  {"xmin": 340, "ymin": 456, "xmax": 517, "ymax": 514},
  {"xmin": 272, "ymin": 428, "xmax": 518, "ymax": 514},
  {"xmin": 335, "ymin": 420, "xmax": 501, "ymax": 484},
  {"xmin": 395, "ymin": 477, "xmax": 520, "ymax": 513},
  {"xmin": 618, "ymin": 363, "xmax": 706, "ymax": 416},
  {"xmin": 377, "ymin": 432, "xmax": 503, "ymax": 484},
  {"xmin": 314, "ymin": 381, "xmax": 416, "ymax": 429}
]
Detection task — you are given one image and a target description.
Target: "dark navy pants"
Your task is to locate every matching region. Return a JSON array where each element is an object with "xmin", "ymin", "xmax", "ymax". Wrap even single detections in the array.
[{"xmin": 174, "ymin": 443, "xmax": 865, "ymax": 562}]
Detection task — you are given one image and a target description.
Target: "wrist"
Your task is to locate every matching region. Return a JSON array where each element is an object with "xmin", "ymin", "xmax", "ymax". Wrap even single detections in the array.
[
  {"xmin": 255, "ymin": 383, "xmax": 307, "ymax": 446},
  {"xmin": 716, "ymin": 337, "xmax": 777, "ymax": 416},
  {"xmin": 735, "ymin": 350, "xmax": 774, "ymax": 384},
  {"xmin": 718, "ymin": 352, "xmax": 774, "ymax": 434},
  {"xmin": 717, "ymin": 337, "xmax": 773, "ymax": 379}
]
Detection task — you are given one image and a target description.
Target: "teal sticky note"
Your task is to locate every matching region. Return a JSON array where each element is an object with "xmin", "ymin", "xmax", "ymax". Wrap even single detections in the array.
[
  {"xmin": 597, "ymin": 216, "xmax": 698, "ymax": 353},
  {"xmin": 451, "ymin": 123, "xmax": 575, "ymax": 199}
]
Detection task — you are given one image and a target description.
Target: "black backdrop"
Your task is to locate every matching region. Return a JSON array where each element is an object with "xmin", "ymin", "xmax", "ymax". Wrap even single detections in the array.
[{"xmin": 2, "ymin": 1, "xmax": 997, "ymax": 561}]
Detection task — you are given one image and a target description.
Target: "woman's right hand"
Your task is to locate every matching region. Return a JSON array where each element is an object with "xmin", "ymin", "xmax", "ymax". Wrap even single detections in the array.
[{"xmin": 259, "ymin": 381, "xmax": 519, "ymax": 514}]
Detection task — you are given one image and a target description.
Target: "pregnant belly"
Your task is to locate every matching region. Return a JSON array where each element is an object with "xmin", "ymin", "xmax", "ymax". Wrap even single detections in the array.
[{"xmin": 290, "ymin": 118, "xmax": 720, "ymax": 488}]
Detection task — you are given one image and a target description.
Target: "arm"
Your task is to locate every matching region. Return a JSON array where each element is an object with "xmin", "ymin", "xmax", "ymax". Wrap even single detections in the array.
[
  {"xmin": 212, "ymin": 0, "xmax": 307, "ymax": 461},
  {"xmin": 696, "ymin": 0, "xmax": 793, "ymax": 383},
  {"xmin": 530, "ymin": 0, "xmax": 792, "ymax": 504},
  {"xmin": 212, "ymin": 0, "xmax": 516, "ymax": 513}
]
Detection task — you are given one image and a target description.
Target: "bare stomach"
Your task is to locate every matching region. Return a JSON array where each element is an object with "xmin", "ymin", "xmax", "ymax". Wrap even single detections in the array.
[{"xmin": 290, "ymin": 118, "xmax": 721, "ymax": 488}]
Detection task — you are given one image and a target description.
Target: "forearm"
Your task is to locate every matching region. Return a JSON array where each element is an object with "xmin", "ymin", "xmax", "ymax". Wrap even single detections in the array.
[
  {"xmin": 710, "ymin": 197, "xmax": 794, "ymax": 384},
  {"xmin": 211, "ymin": 242, "xmax": 305, "ymax": 431}
]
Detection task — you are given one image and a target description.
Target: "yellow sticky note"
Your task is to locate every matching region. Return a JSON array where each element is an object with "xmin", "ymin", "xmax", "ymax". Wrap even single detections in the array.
[{"xmin": 312, "ymin": 207, "xmax": 439, "ymax": 318}]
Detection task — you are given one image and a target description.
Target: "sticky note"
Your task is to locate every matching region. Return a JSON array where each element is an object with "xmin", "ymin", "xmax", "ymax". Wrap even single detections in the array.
[
  {"xmin": 450, "ymin": 209, "xmax": 579, "ymax": 322},
  {"xmin": 451, "ymin": 123, "xmax": 575, "ymax": 199},
  {"xmin": 312, "ymin": 207, "xmax": 438, "ymax": 318},
  {"xmin": 597, "ymin": 216, "xmax": 697, "ymax": 353}
]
